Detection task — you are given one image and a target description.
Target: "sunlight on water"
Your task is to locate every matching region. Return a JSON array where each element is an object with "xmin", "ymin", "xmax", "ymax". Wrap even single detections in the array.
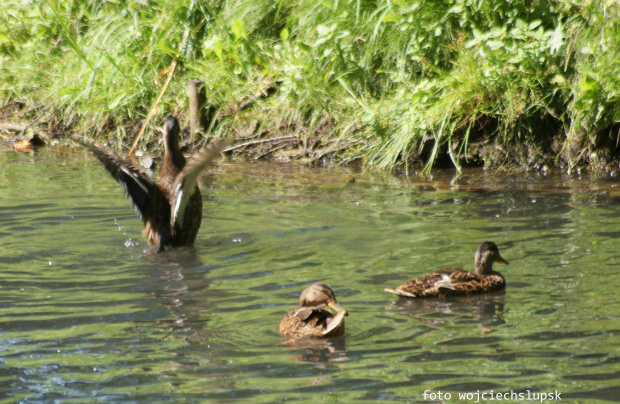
[{"xmin": 1, "ymin": 147, "xmax": 620, "ymax": 402}]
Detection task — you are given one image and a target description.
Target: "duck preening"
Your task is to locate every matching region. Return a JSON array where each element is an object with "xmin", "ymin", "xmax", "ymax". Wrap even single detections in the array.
[
  {"xmin": 77, "ymin": 116, "xmax": 225, "ymax": 251},
  {"xmin": 384, "ymin": 241, "xmax": 509, "ymax": 298},
  {"xmin": 280, "ymin": 283, "xmax": 348, "ymax": 338}
]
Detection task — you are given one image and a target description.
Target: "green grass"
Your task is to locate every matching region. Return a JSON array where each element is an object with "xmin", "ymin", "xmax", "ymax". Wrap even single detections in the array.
[{"xmin": 2, "ymin": 0, "xmax": 620, "ymax": 172}]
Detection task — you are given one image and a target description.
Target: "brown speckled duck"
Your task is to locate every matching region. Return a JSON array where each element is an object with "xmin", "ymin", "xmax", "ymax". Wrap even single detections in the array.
[
  {"xmin": 280, "ymin": 283, "xmax": 347, "ymax": 338},
  {"xmin": 384, "ymin": 241, "xmax": 509, "ymax": 298},
  {"xmin": 77, "ymin": 116, "xmax": 225, "ymax": 251}
]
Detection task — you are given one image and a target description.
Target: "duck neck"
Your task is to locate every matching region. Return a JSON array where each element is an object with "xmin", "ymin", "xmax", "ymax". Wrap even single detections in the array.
[
  {"xmin": 161, "ymin": 131, "xmax": 186, "ymax": 187},
  {"xmin": 474, "ymin": 257, "xmax": 496, "ymax": 276}
]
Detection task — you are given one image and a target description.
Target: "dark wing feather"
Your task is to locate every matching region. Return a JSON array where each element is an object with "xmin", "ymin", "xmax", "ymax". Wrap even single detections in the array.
[
  {"xmin": 322, "ymin": 310, "xmax": 346, "ymax": 336},
  {"xmin": 171, "ymin": 140, "xmax": 226, "ymax": 229},
  {"xmin": 280, "ymin": 306, "xmax": 344, "ymax": 338},
  {"xmin": 78, "ymin": 139, "xmax": 159, "ymax": 223},
  {"xmin": 292, "ymin": 305, "xmax": 326, "ymax": 321}
]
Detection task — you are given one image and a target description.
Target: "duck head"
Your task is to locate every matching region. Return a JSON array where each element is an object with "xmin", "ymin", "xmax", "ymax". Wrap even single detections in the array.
[
  {"xmin": 299, "ymin": 283, "xmax": 347, "ymax": 315},
  {"xmin": 163, "ymin": 116, "xmax": 180, "ymax": 153},
  {"xmin": 474, "ymin": 241, "xmax": 509, "ymax": 275}
]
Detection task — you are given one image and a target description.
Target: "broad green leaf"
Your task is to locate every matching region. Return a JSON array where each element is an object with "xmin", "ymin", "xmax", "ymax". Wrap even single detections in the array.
[
  {"xmin": 317, "ymin": 24, "xmax": 332, "ymax": 37},
  {"xmin": 464, "ymin": 39, "xmax": 478, "ymax": 49},
  {"xmin": 232, "ymin": 18, "xmax": 247, "ymax": 41},
  {"xmin": 528, "ymin": 20, "xmax": 542, "ymax": 30},
  {"xmin": 551, "ymin": 74, "xmax": 566, "ymax": 85},
  {"xmin": 579, "ymin": 77, "xmax": 596, "ymax": 93},
  {"xmin": 490, "ymin": 26, "xmax": 506, "ymax": 37},
  {"xmin": 312, "ymin": 37, "xmax": 330, "ymax": 47},
  {"xmin": 280, "ymin": 27, "xmax": 289, "ymax": 41},
  {"xmin": 157, "ymin": 37, "xmax": 177, "ymax": 55},
  {"xmin": 486, "ymin": 40, "xmax": 504, "ymax": 50},
  {"xmin": 548, "ymin": 23, "xmax": 564, "ymax": 54},
  {"xmin": 382, "ymin": 12, "xmax": 399, "ymax": 23},
  {"xmin": 213, "ymin": 40, "xmax": 222, "ymax": 60}
]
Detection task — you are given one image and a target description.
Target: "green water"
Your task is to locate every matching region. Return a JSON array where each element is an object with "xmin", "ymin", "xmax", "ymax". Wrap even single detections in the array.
[{"xmin": 1, "ymin": 147, "xmax": 620, "ymax": 403}]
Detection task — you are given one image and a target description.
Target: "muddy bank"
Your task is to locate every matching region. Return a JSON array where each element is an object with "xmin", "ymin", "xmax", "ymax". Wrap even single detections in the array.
[{"xmin": 3, "ymin": 100, "xmax": 620, "ymax": 175}]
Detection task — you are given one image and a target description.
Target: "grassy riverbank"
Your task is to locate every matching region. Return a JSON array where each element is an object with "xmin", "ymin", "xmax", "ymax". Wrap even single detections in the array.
[{"xmin": 2, "ymin": 1, "xmax": 620, "ymax": 172}]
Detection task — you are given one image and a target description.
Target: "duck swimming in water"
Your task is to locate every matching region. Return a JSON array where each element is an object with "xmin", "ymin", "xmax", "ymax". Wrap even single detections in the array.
[
  {"xmin": 280, "ymin": 283, "xmax": 347, "ymax": 338},
  {"xmin": 77, "ymin": 116, "xmax": 225, "ymax": 251},
  {"xmin": 384, "ymin": 241, "xmax": 509, "ymax": 298}
]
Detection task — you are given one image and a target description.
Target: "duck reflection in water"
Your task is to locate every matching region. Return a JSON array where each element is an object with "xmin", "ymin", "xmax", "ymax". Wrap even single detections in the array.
[
  {"xmin": 388, "ymin": 291, "xmax": 506, "ymax": 327},
  {"xmin": 281, "ymin": 337, "xmax": 348, "ymax": 368},
  {"xmin": 122, "ymin": 249, "xmax": 211, "ymax": 333}
]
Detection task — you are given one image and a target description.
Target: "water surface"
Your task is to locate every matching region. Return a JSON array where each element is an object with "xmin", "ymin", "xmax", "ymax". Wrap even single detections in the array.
[{"xmin": 1, "ymin": 147, "xmax": 620, "ymax": 402}]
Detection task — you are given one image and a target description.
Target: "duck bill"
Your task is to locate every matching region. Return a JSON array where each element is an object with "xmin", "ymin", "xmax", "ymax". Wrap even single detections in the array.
[
  {"xmin": 496, "ymin": 256, "xmax": 509, "ymax": 265},
  {"xmin": 328, "ymin": 301, "xmax": 348, "ymax": 316}
]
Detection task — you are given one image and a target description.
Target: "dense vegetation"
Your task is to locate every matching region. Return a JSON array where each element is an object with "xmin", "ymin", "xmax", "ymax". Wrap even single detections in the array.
[{"xmin": 2, "ymin": 0, "xmax": 620, "ymax": 172}]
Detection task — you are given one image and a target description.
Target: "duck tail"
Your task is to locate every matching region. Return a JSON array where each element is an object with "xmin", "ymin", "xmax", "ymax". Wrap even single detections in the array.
[{"xmin": 384, "ymin": 288, "xmax": 417, "ymax": 298}]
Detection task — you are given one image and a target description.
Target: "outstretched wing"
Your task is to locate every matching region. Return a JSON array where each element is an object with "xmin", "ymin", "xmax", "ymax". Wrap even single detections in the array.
[
  {"xmin": 171, "ymin": 140, "xmax": 226, "ymax": 230},
  {"xmin": 77, "ymin": 138, "xmax": 160, "ymax": 223}
]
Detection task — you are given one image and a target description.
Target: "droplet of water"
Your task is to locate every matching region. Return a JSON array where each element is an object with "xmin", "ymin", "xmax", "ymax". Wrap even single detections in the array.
[{"xmin": 125, "ymin": 239, "xmax": 139, "ymax": 248}]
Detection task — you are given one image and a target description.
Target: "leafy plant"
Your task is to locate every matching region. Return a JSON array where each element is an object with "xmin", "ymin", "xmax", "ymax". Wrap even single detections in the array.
[{"xmin": 2, "ymin": 0, "xmax": 620, "ymax": 171}]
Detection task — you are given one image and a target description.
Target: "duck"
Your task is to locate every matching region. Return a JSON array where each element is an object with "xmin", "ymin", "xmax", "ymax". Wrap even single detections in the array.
[
  {"xmin": 280, "ymin": 283, "xmax": 348, "ymax": 338},
  {"xmin": 76, "ymin": 115, "xmax": 225, "ymax": 251},
  {"xmin": 384, "ymin": 241, "xmax": 509, "ymax": 298}
]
